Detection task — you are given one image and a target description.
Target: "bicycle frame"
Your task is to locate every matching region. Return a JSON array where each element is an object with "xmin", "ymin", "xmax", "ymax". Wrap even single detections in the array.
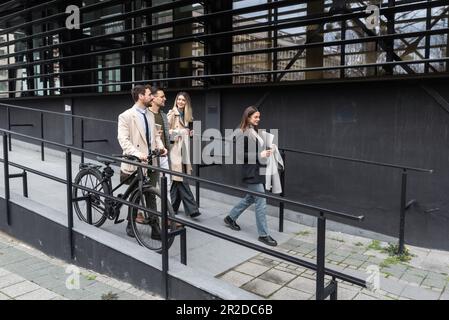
[
  {"xmin": 78, "ymin": 153, "xmax": 161, "ymax": 222},
  {"xmin": 105, "ymin": 160, "xmax": 158, "ymax": 219},
  {"xmin": 109, "ymin": 169, "xmax": 147, "ymax": 212}
]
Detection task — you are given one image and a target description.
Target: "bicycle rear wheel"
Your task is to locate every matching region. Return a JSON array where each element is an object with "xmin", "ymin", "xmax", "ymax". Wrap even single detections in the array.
[
  {"xmin": 73, "ymin": 169, "xmax": 109, "ymax": 227},
  {"xmin": 129, "ymin": 187, "xmax": 177, "ymax": 252}
]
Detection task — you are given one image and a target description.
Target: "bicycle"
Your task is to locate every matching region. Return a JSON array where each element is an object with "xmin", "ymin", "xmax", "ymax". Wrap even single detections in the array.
[{"xmin": 72, "ymin": 150, "xmax": 177, "ymax": 252}]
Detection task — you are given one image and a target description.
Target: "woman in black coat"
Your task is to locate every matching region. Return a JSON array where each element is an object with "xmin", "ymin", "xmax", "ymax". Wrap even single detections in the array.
[{"xmin": 223, "ymin": 106, "xmax": 277, "ymax": 246}]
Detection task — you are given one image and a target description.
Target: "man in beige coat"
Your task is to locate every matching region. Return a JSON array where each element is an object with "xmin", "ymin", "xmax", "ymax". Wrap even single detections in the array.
[
  {"xmin": 117, "ymin": 84, "xmax": 167, "ymax": 238},
  {"xmin": 118, "ymin": 86, "xmax": 166, "ymax": 174}
]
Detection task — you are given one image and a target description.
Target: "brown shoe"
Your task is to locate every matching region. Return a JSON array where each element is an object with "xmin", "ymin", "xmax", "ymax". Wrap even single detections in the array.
[
  {"xmin": 135, "ymin": 212, "xmax": 148, "ymax": 224},
  {"xmin": 173, "ymin": 222, "xmax": 184, "ymax": 229},
  {"xmin": 167, "ymin": 220, "xmax": 183, "ymax": 229}
]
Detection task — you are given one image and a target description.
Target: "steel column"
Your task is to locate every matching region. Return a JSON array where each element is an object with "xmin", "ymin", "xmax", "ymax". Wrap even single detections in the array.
[
  {"xmin": 66, "ymin": 149, "xmax": 74, "ymax": 260},
  {"xmin": 161, "ymin": 175, "xmax": 169, "ymax": 299},
  {"xmin": 316, "ymin": 211, "xmax": 326, "ymax": 300},
  {"xmin": 3, "ymin": 133, "xmax": 11, "ymax": 225},
  {"xmin": 398, "ymin": 169, "xmax": 408, "ymax": 255}
]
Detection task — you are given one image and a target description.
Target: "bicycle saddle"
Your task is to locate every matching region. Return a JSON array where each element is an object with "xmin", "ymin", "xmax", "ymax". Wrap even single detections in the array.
[{"xmin": 96, "ymin": 156, "xmax": 116, "ymax": 166}]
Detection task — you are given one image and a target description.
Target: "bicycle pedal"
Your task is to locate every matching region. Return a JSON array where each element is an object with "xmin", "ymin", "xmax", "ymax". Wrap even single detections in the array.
[{"xmin": 114, "ymin": 219, "xmax": 125, "ymax": 224}]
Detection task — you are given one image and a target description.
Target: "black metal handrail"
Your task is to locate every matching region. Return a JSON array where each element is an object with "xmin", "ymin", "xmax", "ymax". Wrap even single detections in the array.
[
  {"xmin": 0, "ymin": 128, "xmax": 367, "ymax": 300},
  {"xmin": 0, "ymin": 102, "xmax": 117, "ymax": 124},
  {"xmin": 0, "ymin": 102, "xmax": 433, "ymax": 254},
  {"xmin": 0, "ymin": 102, "xmax": 113, "ymax": 162},
  {"xmin": 193, "ymin": 132, "xmax": 433, "ymax": 255},
  {"xmin": 0, "ymin": 127, "xmax": 363, "ymax": 222},
  {"xmin": 279, "ymin": 147, "xmax": 433, "ymax": 173},
  {"xmin": 275, "ymin": 148, "xmax": 433, "ymax": 255}
]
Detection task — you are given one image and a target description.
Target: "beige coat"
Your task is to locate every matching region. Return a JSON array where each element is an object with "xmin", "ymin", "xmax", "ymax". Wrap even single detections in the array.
[
  {"xmin": 117, "ymin": 106, "xmax": 164, "ymax": 175},
  {"xmin": 167, "ymin": 107, "xmax": 192, "ymax": 182}
]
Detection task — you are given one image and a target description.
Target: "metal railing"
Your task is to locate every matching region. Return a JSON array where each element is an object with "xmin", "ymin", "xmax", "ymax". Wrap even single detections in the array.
[
  {"xmin": 195, "ymin": 137, "xmax": 433, "ymax": 256},
  {"xmin": 0, "ymin": 0, "xmax": 448, "ymax": 96},
  {"xmin": 276, "ymin": 147, "xmax": 433, "ymax": 255},
  {"xmin": 0, "ymin": 102, "xmax": 114, "ymax": 163},
  {"xmin": 0, "ymin": 128, "xmax": 367, "ymax": 300},
  {"xmin": 0, "ymin": 102, "xmax": 434, "ymax": 255}
]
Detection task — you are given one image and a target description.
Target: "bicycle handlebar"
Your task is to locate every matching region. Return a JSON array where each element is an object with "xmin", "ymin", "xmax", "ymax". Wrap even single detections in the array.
[{"xmin": 112, "ymin": 149, "xmax": 163, "ymax": 163}]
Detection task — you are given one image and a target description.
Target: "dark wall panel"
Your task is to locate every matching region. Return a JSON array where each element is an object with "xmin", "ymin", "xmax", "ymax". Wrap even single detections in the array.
[{"xmin": 2, "ymin": 78, "xmax": 449, "ymax": 249}]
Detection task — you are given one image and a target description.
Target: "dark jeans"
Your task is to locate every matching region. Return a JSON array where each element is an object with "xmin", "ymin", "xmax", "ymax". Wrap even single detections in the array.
[{"xmin": 170, "ymin": 181, "xmax": 199, "ymax": 216}]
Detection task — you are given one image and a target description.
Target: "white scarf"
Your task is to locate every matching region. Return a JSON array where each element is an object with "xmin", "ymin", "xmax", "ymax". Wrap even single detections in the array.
[
  {"xmin": 248, "ymin": 128, "xmax": 284, "ymax": 194},
  {"xmin": 265, "ymin": 144, "xmax": 284, "ymax": 194}
]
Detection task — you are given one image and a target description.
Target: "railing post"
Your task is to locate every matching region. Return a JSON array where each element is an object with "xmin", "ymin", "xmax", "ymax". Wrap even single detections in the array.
[
  {"xmin": 195, "ymin": 164, "xmax": 200, "ymax": 207},
  {"xmin": 398, "ymin": 169, "xmax": 407, "ymax": 255},
  {"xmin": 7, "ymin": 107, "xmax": 11, "ymax": 151},
  {"xmin": 3, "ymin": 133, "xmax": 11, "ymax": 225},
  {"xmin": 330, "ymin": 277, "xmax": 338, "ymax": 300},
  {"xmin": 40, "ymin": 112, "xmax": 45, "ymax": 161},
  {"xmin": 160, "ymin": 174, "xmax": 169, "ymax": 299},
  {"xmin": 316, "ymin": 211, "xmax": 326, "ymax": 300},
  {"xmin": 180, "ymin": 228, "xmax": 187, "ymax": 265},
  {"xmin": 66, "ymin": 149, "xmax": 74, "ymax": 260},
  {"xmin": 86, "ymin": 196, "xmax": 92, "ymax": 225},
  {"xmin": 279, "ymin": 149, "xmax": 286, "ymax": 232},
  {"xmin": 80, "ymin": 120, "xmax": 85, "ymax": 164},
  {"xmin": 22, "ymin": 171, "xmax": 28, "ymax": 198}
]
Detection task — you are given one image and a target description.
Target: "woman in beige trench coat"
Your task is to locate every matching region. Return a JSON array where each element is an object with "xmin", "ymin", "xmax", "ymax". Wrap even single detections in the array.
[{"xmin": 167, "ymin": 92, "xmax": 201, "ymax": 218}]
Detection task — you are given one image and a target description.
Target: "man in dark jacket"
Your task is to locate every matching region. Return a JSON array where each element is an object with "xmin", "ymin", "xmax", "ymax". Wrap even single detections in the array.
[{"xmin": 148, "ymin": 87, "xmax": 171, "ymax": 182}]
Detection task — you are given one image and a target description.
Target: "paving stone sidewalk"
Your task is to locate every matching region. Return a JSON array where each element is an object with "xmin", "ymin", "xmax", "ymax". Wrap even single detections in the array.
[
  {"xmin": 0, "ymin": 231, "xmax": 162, "ymax": 300},
  {"xmin": 218, "ymin": 227, "xmax": 449, "ymax": 300}
]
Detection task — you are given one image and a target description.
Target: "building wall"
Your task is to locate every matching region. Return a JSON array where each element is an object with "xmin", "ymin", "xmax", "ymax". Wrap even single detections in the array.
[{"xmin": 2, "ymin": 77, "xmax": 449, "ymax": 250}]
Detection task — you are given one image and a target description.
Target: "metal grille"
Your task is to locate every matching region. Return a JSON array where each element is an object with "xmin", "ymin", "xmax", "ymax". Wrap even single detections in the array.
[{"xmin": 0, "ymin": 0, "xmax": 448, "ymax": 98}]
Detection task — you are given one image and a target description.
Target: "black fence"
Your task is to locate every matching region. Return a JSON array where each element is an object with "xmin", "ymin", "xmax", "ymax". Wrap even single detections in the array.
[
  {"xmin": 0, "ymin": 101, "xmax": 434, "ymax": 255},
  {"xmin": 0, "ymin": 0, "xmax": 448, "ymax": 98},
  {"xmin": 1, "ymin": 127, "xmax": 368, "ymax": 300},
  {"xmin": 196, "ymin": 138, "xmax": 433, "ymax": 255}
]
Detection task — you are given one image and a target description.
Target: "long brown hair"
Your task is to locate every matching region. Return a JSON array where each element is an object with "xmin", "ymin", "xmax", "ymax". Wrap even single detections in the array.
[
  {"xmin": 239, "ymin": 106, "xmax": 260, "ymax": 132},
  {"xmin": 173, "ymin": 91, "xmax": 193, "ymax": 123}
]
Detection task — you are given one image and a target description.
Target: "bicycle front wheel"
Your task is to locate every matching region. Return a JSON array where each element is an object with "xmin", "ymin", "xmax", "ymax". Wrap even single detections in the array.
[
  {"xmin": 72, "ymin": 169, "xmax": 109, "ymax": 227},
  {"xmin": 129, "ymin": 187, "xmax": 176, "ymax": 252}
]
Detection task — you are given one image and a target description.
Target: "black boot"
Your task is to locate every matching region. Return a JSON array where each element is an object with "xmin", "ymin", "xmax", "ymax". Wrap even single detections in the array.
[
  {"xmin": 258, "ymin": 235, "xmax": 277, "ymax": 247},
  {"xmin": 190, "ymin": 211, "xmax": 201, "ymax": 218},
  {"xmin": 126, "ymin": 222, "xmax": 135, "ymax": 238},
  {"xmin": 148, "ymin": 215, "xmax": 162, "ymax": 241},
  {"xmin": 224, "ymin": 216, "xmax": 241, "ymax": 231},
  {"xmin": 150, "ymin": 223, "xmax": 162, "ymax": 240}
]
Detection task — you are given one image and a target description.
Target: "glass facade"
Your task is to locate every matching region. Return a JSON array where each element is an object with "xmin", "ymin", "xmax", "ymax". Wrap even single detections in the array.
[{"xmin": 0, "ymin": 0, "xmax": 447, "ymax": 98}]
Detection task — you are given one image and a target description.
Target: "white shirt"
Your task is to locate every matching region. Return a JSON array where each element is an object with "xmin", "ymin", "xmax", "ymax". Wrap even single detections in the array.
[{"xmin": 133, "ymin": 104, "xmax": 151, "ymax": 144}]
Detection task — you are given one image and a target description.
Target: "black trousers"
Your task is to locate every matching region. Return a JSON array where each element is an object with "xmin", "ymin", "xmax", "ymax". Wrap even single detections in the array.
[{"xmin": 170, "ymin": 181, "xmax": 199, "ymax": 216}]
